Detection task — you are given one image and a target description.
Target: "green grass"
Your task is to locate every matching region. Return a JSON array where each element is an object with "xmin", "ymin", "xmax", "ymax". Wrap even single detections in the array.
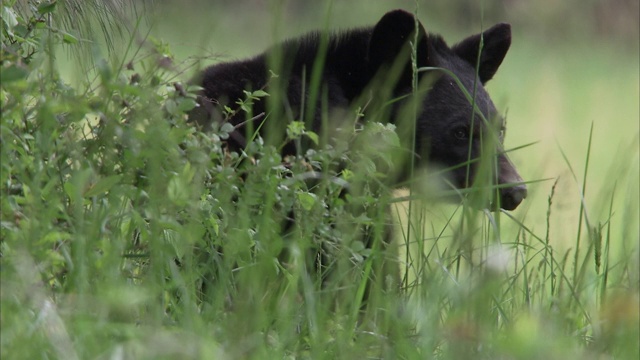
[{"xmin": 2, "ymin": 2, "xmax": 639, "ymax": 359}]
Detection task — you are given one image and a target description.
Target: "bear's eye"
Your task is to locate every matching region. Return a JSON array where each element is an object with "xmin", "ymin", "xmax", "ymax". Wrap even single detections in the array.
[{"xmin": 452, "ymin": 126, "xmax": 470, "ymax": 141}]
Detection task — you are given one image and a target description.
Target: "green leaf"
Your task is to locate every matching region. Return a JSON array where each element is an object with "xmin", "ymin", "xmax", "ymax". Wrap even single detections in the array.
[
  {"xmin": 180, "ymin": 162, "xmax": 195, "ymax": 183},
  {"xmin": 341, "ymin": 169, "xmax": 354, "ymax": 180},
  {"xmin": 61, "ymin": 31, "xmax": 78, "ymax": 44},
  {"xmin": 84, "ymin": 175, "xmax": 122, "ymax": 198},
  {"xmin": 287, "ymin": 121, "xmax": 305, "ymax": 139},
  {"xmin": 165, "ymin": 99, "xmax": 177, "ymax": 115},
  {"xmin": 238, "ymin": 102, "xmax": 250, "ymax": 113},
  {"xmin": 167, "ymin": 176, "xmax": 189, "ymax": 206},
  {"xmin": 305, "ymin": 130, "xmax": 319, "ymax": 145},
  {"xmin": 251, "ymin": 90, "xmax": 270, "ymax": 98},
  {"xmin": 296, "ymin": 192, "xmax": 316, "ymax": 211},
  {"xmin": 63, "ymin": 181, "xmax": 79, "ymax": 204},
  {"xmin": 1, "ymin": 7, "xmax": 18, "ymax": 34},
  {"xmin": 351, "ymin": 241, "xmax": 365, "ymax": 252},
  {"xmin": 37, "ymin": 1, "xmax": 57, "ymax": 15},
  {"xmin": 380, "ymin": 124, "xmax": 400, "ymax": 148},
  {"xmin": 177, "ymin": 98, "xmax": 197, "ymax": 112},
  {"xmin": 220, "ymin": 122, "xmax": 235, "ymax": 134}
]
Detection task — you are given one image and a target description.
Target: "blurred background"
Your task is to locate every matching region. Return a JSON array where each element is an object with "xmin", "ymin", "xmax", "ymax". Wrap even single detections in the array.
[{"xmin": 144, "ymin": 0, "xmax": 639, "ymax": 55}]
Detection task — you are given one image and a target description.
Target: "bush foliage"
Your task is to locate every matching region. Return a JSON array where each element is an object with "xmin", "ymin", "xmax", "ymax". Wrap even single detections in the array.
[{"xmin": 1, "ymin": 2, "xmax": 638, "ymax": 359}]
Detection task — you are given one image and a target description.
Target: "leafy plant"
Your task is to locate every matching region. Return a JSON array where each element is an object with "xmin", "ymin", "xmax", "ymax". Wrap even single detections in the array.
[{"xmin": 1, "ymin": 2, "xmax": 638, "ymax": 359}]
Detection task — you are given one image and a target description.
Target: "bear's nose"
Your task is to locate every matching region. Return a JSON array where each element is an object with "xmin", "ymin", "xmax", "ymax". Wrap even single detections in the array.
[{"xmin": 499, "ymin": 184, "xmax": 527, "ymax": 211}]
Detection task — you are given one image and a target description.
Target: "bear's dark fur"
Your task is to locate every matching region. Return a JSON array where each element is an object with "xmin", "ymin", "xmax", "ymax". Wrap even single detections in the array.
[{"xmin": 190, "ymin": 9, "xmax": 526, "ymax": 211}]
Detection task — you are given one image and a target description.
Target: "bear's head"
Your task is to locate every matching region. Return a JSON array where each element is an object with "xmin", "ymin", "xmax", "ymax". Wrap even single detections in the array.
[{"xmin": 368, "ymin": 10, "xmax": 527, "ymax": 211}]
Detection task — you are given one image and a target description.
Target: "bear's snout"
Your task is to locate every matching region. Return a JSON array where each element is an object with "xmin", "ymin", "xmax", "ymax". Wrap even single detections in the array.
[
  {"xmin": 499, "ymin": 183, "xmax": 527, "ymax": 210},
  {"xmin": 495, "ymin": 153, "xmax": 526, "ymax": 210}
]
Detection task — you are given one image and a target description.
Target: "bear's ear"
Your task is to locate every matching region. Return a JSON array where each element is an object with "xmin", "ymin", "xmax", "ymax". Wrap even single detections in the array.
[
  {"xmin": 367, "ymin": 9, "xmax": 429, "ymax": 86},
  {"xmin": 451, "ymin": 23, "xmax": 511, "ymax": 83}
]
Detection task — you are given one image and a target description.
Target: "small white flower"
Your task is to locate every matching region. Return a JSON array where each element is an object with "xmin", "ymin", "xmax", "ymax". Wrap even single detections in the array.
[{"xmin": 486, "ymin": 243, "xmax": 512, "ymax": 272}]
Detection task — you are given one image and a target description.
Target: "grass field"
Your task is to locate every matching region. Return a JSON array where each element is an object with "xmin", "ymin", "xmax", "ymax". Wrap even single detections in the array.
[{"xmin": 2, "ymin": 1, "xmax": 638, "ymax": 359}]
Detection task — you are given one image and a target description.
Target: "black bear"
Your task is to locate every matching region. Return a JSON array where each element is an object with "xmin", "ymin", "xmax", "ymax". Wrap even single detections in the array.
[{"xmin": 190, "ymin": 9, "xmax": 527, "ymax": 211}]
